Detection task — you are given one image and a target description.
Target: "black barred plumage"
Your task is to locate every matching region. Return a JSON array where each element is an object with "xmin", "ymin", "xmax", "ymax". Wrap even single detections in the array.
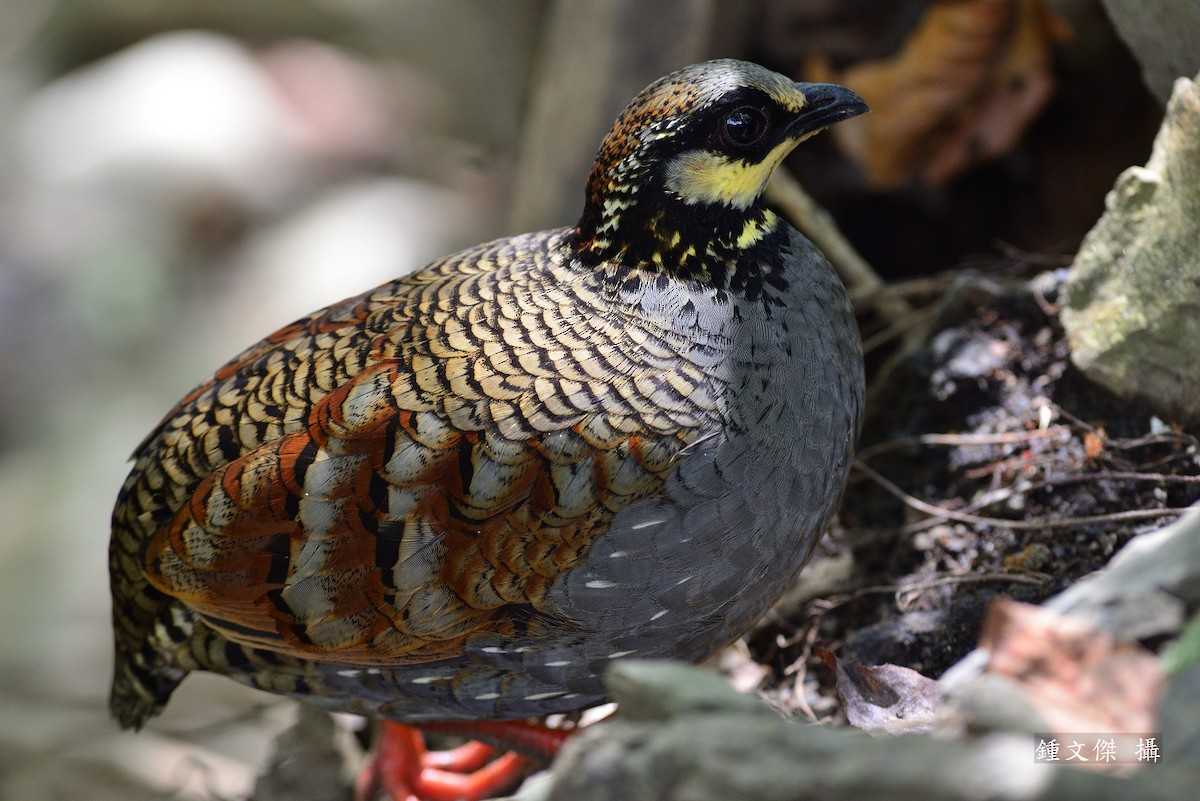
[{"xmin": 109, "ymin": 59, "xmax": 867, "ymax": 743}]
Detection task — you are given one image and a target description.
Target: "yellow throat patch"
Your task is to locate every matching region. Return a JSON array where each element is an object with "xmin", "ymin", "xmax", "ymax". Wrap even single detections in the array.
[{"xmin": 663, "ymin": 135, "xmax": 814, "ymax": 210}]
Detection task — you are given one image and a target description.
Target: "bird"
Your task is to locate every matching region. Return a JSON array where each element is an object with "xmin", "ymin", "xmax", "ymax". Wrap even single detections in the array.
[{"xmin": 109, "ymin": 58, "xmax": 866, "ymax": 799}]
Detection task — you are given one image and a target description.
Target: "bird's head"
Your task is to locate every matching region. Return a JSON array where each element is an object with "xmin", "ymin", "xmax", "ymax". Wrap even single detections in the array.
[{"xmin": 575, "ymin": 59, "xmax": 866, "ymax": 279}]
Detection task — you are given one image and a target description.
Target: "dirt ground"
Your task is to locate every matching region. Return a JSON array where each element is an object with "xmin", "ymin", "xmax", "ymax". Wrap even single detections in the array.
[{"xmin": 747, "ymin": 266, "xmax": 1200, "ymax": 722}]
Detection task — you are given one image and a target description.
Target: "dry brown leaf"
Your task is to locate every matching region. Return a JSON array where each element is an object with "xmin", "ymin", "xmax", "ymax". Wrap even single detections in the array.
[
  {"xmin": 820, "ymin": 648, "xmax": 941, "ymax": 734},
  {"xmin": 808, "ymin": 0, "xmax": 1071, "ymax": 188},
  {"xmin": 979, "ymin": 598, "xmax": 1165, "ymax": 735}
]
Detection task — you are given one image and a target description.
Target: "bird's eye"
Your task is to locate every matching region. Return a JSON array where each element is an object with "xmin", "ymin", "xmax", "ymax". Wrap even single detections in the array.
[{"xmin": 720, "ymin": 106, "xmax": 768, "ymax": 148}]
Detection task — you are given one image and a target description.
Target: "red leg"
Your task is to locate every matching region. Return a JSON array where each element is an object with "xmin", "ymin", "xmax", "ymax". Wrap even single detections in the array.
[
  {"xmin": 421, "ymin": 740, "xmax": 496, "ymax": 772},
  {"xmin": 412, "ymin": 752, "xmax": 532, "ymax": 801},
  {"xmin": 356, "ymin": 720, "xmax": 571, "ymax": 801},
  {"xmin": 422, "ymin": 720, "xmax": 573, "ymax": 761},
  {"xmin": 356, "ymin": 722, "xmax": 425, "ymax": 801}
]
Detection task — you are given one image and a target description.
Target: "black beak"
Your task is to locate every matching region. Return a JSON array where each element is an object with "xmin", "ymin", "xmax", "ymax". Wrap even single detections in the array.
[{"xmin": 787, "ymin": 83, "xmax": 868, "ymax": 137}]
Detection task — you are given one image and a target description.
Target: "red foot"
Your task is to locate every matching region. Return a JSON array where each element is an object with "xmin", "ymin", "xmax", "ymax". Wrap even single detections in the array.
[
  {"xmin": 356, "ymin": 720, "xmax": 572, "ymax": 801},
  {"xmin": 422, "ymin": 720, "xmax": 573, "ymax": 761}
]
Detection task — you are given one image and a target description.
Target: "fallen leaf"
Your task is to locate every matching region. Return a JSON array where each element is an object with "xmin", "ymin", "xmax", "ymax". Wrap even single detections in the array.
[
  {"xmin": 1084, "ymin": 428, "xmax": 1106, "ymax": 460},
  {"xmin": 980, "ymin": 598, "xmax": 1165, "ymax": 735},
  {"xmin": 821, "ymin": 648, "xmax": 941, "ymax": 734},
  {"xmin": 809, "ymin": 0, "xmax": 1071, "ymax": 188}
]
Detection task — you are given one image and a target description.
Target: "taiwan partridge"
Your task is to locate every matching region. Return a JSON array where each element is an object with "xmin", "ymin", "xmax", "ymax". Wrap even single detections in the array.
[{"xmin": 109, "ymin": 59, "xmax": 866, "ymax": 796}]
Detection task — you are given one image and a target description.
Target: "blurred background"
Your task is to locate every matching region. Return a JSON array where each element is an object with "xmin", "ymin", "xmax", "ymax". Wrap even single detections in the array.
[{"xmin": 0, "ymin": 0, "xmax": 1174, "ymax": 798}]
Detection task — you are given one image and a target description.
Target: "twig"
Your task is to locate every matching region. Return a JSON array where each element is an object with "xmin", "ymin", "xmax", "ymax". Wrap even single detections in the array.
[
  {"xmin": 767, "ymin": 167, "xmax": 919, "ymax": 345},
  {"xmin": 848, "ymin": 274, "xmax": 955, "ymax": 304},
  {"xmin": 994, "ymin": 241, "xmax": 1073, "ymax": 268},
  {"xmin": 858, "ymin": 300, "xmax": 938, "ymax": 355},
  {"xmin": 795, "ymin": 572, "xmax": 1050, "ymax": 625},
  {"xmin": 782, "ymin": 621, "xmax": 823, "ymax": 723},
  {"xmin": 855, "ymin": 427, "xmax": 1070, "ymax": 461},
  {"xmin": 854, "ymin": 459, "xmax": 1189, "ymax": 532},
  {"xmin": 897, "ymin": 468, "xmax": 1200, "ymax": 536},
  {"xmin": 958, "ymin": 452, "xmax": 1078, "ymax": 480},
  {"xmin": 1054, "ymin": 408, "xmax": 1200, "ymax": 451},
  {"xmin": 1016, "ymin": 469, "xmax": 1200, "ymax": 487},
  {"xmin": 892, "ymin": 572, "xmax": 1050, "ymax": 610},
  {"xmin": 838, "ymin": 572, "xmax": 1049, "ymax": 600}
]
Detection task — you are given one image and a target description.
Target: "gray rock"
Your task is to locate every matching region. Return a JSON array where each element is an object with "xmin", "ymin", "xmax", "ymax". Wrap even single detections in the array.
[
  {"xmin": 1060, "ymin": 72, "xmax": 1200, "ymax": 423},
  {"xmin": 602, "ymin": 660, "xmax": 771, "ymax": 722},
  {"xmin": 499, "ymin": 660, "xmax": 1195, "ymax": 801},
  {"xmin": 1046, "ymin": 505, "xmax": 1200, "ymax": 625},
  {"xmin": 251, "ymin": 706, "xmax": 348, "ymax": 801},
  {"xmin": 1159, "ymin": 663, "xmax": 1200, "ymax": 762},
  {"xmin": 1100, "ymin": 0, "xmax": 1200, "ymax": 105}
]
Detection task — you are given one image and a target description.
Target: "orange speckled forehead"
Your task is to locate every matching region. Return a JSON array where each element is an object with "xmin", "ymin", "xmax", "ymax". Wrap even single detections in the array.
[{"xmin": 586, "ymin": 60, "xmax": 808, "ymax": 205}]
